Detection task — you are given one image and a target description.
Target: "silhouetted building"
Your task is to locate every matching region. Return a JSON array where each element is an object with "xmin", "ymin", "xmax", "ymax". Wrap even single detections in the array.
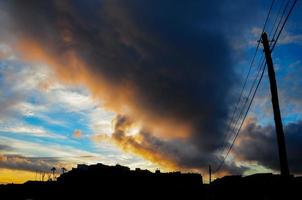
[
  {"xmin": 210, "ymin": 173, "xmax": 301, "ymax": 200},
  {"xmin": 1, "ymin": 164, "xmax": 302, "ymax": 200},
  {"xmin": 57, "ymin": 163, "xmax": 203, "ymax": 186}
]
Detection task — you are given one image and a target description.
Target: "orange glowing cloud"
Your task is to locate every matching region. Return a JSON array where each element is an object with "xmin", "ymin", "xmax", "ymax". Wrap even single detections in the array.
[
  {"xmin": 12, "ymin": 38, "xmax": 195, "ymax": 172},
  {"xmin": 15, "ymin": 39, "xmax": 192, "ymax": 140},
  {"xmin": 73, "ymin": 129, "xmax": 82, "ymax": 139},
  {"xmin": 92, "ymin": 132, "xmax": 180, "ymax": 172},
  {"xmin": 2, "ymin": 0, "xmax": 255, "ymax": 178},
  {"xmin": 92, "ymin": 115, "xmax": 199, "ymax": 173}
]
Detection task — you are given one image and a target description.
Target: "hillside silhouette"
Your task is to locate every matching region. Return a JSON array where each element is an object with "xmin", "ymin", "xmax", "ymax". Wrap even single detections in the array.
[{"xmin": 0, "ymin": 163, "xmax": 301, "ymax": 199}]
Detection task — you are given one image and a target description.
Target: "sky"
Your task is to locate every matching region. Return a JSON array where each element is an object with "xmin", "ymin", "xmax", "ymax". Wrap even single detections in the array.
[{"xmin": 0, "ymin": 0, "xmax": 301, "ymax": 183}]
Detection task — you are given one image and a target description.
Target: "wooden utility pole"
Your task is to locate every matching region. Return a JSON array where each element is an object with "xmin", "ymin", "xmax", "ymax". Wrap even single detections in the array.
[
  {"xmin": 261, "ymin": 32, "xmax": 289, "ymax": 176},
  {"xmin": 209, "ymin": 165, "xmax": 212, "ymax": 184}
]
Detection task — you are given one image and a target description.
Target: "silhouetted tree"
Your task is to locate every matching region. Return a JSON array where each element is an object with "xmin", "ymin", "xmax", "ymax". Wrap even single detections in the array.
[
  {"xmin": 41, "ymin": 172, "xmax": 46, "ymax": 181},
  {"xmin": 51, "ymin": 167, "xmax": 56, "ymax": 181},
  {"xmin": 61, "ymin": 167, "xmax": 67, "ymax": 174}
]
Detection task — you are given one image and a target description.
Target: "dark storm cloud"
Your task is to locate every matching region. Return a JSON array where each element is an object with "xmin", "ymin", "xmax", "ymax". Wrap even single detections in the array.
[
  {"xmin": 0, "ymin": 144, "xmax": 12, "ymax": 151},
  {"xmin": 234, "ymin": 119, "xmax": 302, "ymax": 174},
  {"xmin": 3, "ymin": 0, "xmax": 262, "ymax": 173},
  {"xmin": 0, "ymin": 154, "xmax": 59, "ymax": 172}
]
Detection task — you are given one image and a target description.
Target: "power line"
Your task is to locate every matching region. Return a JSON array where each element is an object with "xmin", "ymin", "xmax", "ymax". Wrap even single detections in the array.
[
  {"xmin": 271, "ymin": 0, "xmax": 298, "ymax": 52},
  {"xmin": 218, "ymin": 45, "xmax": 259, "ymax": 155},
  {"xmin": 226, "ymin": 56, "xmax": 265, "ymax": 150},
  {"xmin": 215, "ymin": 0, "xmax": 298, "ymax": 174},
  {"xmin": 271, "ymin": 0, "xmax": 290, "ymax": 46},
  {"xmin": 263, "ymin": 0, "xmax": 276, "ymax": 33},
  {"xmin": 269, "ymin": 0, "xmax": 287, "ymax": 36},
  {"xmin": 271, "ymin": 0, "xmax": 291, "ymax": 43},
  {"xmin": 216, "ymin": 62, "xmax": 267, "ymax": 173},
  {"xmin": 215, "ymin": 59, "xmax": 266, "ymax": 173},
  {"xmin": 218, "ymin": 0, "xmax": 275, "ymax": 157},
  {"xmin": 216, "ymin": 0, "xmax": 276, "ymax": 170}
]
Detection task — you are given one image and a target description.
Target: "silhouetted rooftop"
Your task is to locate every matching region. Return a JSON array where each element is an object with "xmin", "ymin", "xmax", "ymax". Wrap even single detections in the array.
[
  {"xmin": 57, "ymin": 163, "xmax": 203, "ymax": 186},
  {"xmin": 1, "ymin": 163, "xmax": 302, "ymax": 199}
]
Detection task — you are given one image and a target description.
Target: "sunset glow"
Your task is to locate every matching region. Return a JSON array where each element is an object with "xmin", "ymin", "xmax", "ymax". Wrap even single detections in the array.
[{"xmin": 0, "ymin": 0, "xmax": 302, "ymax": 184}]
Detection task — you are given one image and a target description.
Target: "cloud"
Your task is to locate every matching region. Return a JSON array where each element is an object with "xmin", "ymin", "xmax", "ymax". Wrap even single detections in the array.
[
  {"xmin": 73, "ymin": 129, "xmax": 82, "ymax": 138},
  {"xmin": 280, "ymin": 60, "xmax": 302, "ymax": 112},
  {"xmin": 0, "ymin": 144, "xmax": 12, "ymax": 151},
  {"xmin": 0, "ymin": 122, "xmax": 68, "ymax": 139},
  {"xmin": 0, "ymin": 41, "xmax": 153, "ymax": 177},
  {"xmin": 1, "ymin": 0, "xmax": 265, "ymax": 174},
  {"xmin": 0, "ymin": 154, "xmax": 59, "ymax": 172},
  {"xmin": 0, "ymin": 46, "xmax": 114, "ymax": 135},
  {"xmin": 51, "ymin": 89, "xmax": 97, "ymax": 112},
  {"xmin": 247, "ymin": 29, "xmax": 302, "ymax": 47},
  {"xmin": 0, "ymin": 135, "xmax": 161, "ymax": 174},
  {"xmin": 0, "ymin": 47, "xmax": 52, "ymax": 121},
  {"xmin": 94, "ymin": 114, "xmax": 245, "ymax": 175},
  {"xmin": 0, "ymin": 135, "xmax": 100, "ymax": 161},
  {"xmin": 278, "ymin": 31, "xmax": 302, "ymax": 45},
  {"xmin": 233, "ymin": 117, "xmax": 302, "ymax": 174}
]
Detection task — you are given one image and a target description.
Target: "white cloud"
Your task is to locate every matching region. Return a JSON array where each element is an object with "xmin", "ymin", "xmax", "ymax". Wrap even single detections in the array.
[
  {"xmin": 17, "ymin": 102, "xmax": 48, "ymax": 117},
  {"xmin": 0, "ymin": 136, "xmax": 99, "ymax": 161},
  {"xmin": 245, "ymin": 27, "xmax": 302, "ymax": 49},
  {"xmin": 0, "ymin": 49, "xmax": 114, "ymax": 133},
  {"xmin": 49, "ymin": 88, "xmax": 97, "ymax": 112},
  {"xmin": 251, "ymin": 27, "xmax": 262, "ymax": 37},
  {"xmin": 278, "ymin": 31, "xmax": 302, "ymax": 45},
  {"xmin": 0, "ymin": 122, "xmax": 67, "ymax": 139},
  {"xmin": 0, "ymin": 44, "xmax": 153, "ymax": 173},
  {"xmin": 88, "ymin": 107, "xmax": 115, "ymax": 135},
  {"xmin": 0, "ymin": 135, "xmax": 158, "ymax": 171}
]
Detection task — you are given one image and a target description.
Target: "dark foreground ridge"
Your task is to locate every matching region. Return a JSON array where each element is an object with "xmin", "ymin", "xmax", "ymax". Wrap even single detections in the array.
[{"xmin": 0, "ymin": 163, "xmax": 301, "ymax": 199}]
